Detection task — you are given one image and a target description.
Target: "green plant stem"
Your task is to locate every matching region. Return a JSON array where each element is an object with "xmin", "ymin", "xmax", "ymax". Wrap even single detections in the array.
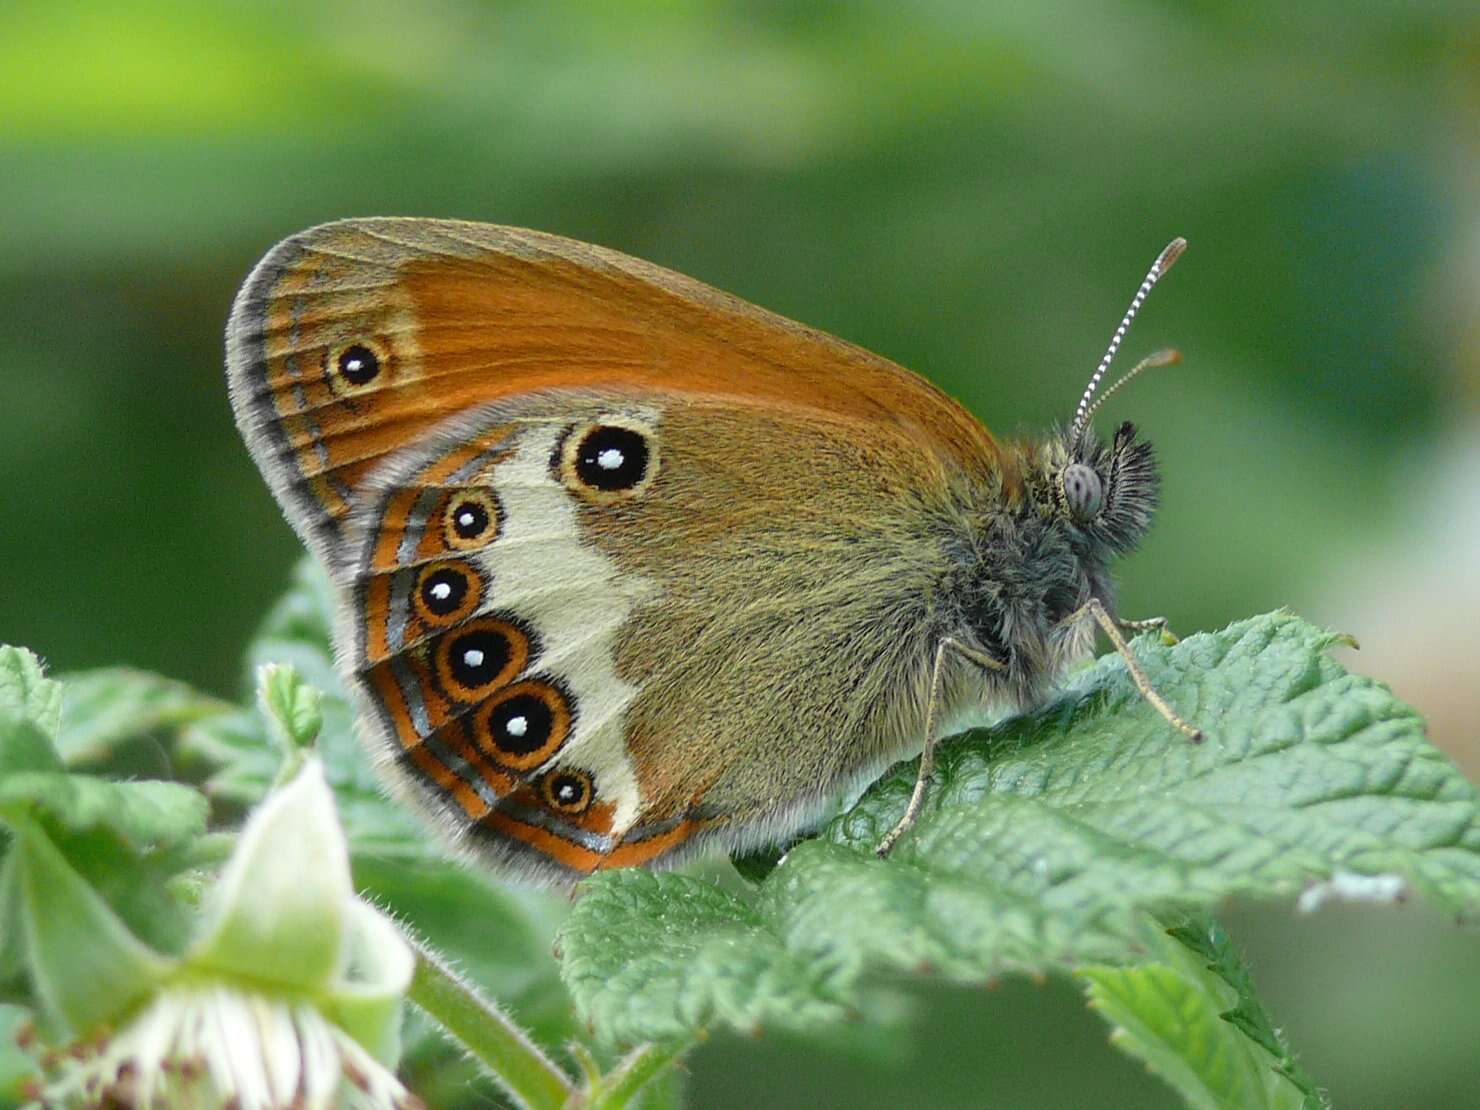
[
  {"xmin": 587, "ymin": 1039, "xmax": 692, "ymax": 1109},
  {"xmin": 408, "ymin": 941, "xmax": 574, "ymax": 1110}
]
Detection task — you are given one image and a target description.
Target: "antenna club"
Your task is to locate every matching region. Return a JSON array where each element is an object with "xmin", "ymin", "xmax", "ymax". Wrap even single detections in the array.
[{"xmin": 1157, "ymin": 237, "xmax": 1188, "ymax": 273}]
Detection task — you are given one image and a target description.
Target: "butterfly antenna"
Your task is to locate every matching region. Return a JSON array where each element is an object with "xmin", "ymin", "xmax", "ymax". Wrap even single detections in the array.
[
  {"xmin": 1070, "ymin": 237, "xmax": 1186, "ymax": 444},
  {"xmin": 1081, "ymin": 348, "xmax": 1183, "ymax": 424}
]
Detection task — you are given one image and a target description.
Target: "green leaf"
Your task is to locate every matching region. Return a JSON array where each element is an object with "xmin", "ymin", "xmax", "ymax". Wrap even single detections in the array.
[
  {"xmin": 55, "ymin": 667, "xmax": 230, "ymax": 765},
  {"xmin": 181, "ymin": 560, "xmax": 351, "ymax": 789},
  {"xmin": 12, "ymin": 821, "xmax": 172, "ymax": 1038},
  {"xmin": 562, "ymin": 870, "xmax": 849, "ymax": 1044},
  {"xmin": 256, "ymin": 662, "xmax": 324, "ymax": 753},
  {"xmin": 0, "ymin": 721, "xmax": 63, "ymax": 784},
  {"xmin": 0, "ymin": 647, "xmax": 62, "ymax": 742},
  {"xmin": 1080, "ymin": 915, "xmax": 1326, "ymax": 1110},
  {"xmin": 0, "ymin": 849, "xmax": 25, "ymax": 985},
  {"xmin": 0, "ymin": 772, "xmax": 207, "ymax": 852},
  {"xmin": 557, "ymin": 613, "xmax": 1480, "ymax": 1044},
  {"xmin": 1161, "ymin": 915, "xmax": 1323, "ymax": 1103},
  {"xmin": 243, "ymin": 556, "xmax": 342, "ymax": 697},
  {"xmin": 0, "ymin": 647, "xmax": 64, "ymax": 775},
  {"xmin": 0, "ymin": 772, "xmax": 209, "ymax": 959},
  {"xmin": 177, "ymin": 707, "xmax": 282, "ymax": 806}
]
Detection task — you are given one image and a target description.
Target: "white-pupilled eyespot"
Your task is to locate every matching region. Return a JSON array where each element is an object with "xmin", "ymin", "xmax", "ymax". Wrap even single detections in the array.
[
  {"xmin": 337, "ymin": 344, "xmax": 379, "ymax": 384},
  {"xmin": 413, "ymin": 561, "xmax": 481, "ymax": 624},
  {"xmin": 557, "ymin": 417, "xmax": 660, "ymax": 502},
  {"xmin": 474, "ymin": 679, "xmax": 573, "ymax": 769},
  {"xmin": 541, "ymin": 768, "xmax": 595, "ymax": 814},
  {"xmin": 441, "ymin": 489, "xmax": 501, "ymax": 549},
  {"xmin": 433, "ymin": 617, "xmax": 529, "ymax": 699},
  {"xmin": 326, "ymin": 337, "xmax": 391, "ymax": 395}
]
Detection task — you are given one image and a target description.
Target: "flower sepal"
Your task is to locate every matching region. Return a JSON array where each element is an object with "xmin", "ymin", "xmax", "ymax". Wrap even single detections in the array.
[{"xmin": 32, "ymin": 757, "xmax": 417, "ymax": 1108}]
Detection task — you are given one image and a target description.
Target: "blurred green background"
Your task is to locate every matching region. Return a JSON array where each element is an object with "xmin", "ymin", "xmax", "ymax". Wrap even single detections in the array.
[{"xmin": 3, "ymin": 1, "xmax": 1477, "ymax": 1106}]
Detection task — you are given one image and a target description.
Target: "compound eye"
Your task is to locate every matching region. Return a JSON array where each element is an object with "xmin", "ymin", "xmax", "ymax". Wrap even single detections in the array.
[{"xmin": 1061, "ymin": 463, "xmax": 1103, "ymax": 521}]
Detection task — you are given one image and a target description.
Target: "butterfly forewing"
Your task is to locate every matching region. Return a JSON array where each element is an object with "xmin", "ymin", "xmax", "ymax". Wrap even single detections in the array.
[{"xmin": 227, "ymin": 220, "xmax": 998, "ymax": 558}]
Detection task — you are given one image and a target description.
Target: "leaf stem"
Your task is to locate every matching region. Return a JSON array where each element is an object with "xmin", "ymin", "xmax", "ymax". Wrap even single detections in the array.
[
  {"xmin": 586, "ymin": 1038, "xmax": 692, "ymax": 1109},
  {"xmin": 408, "ymin": 941, "xmax": 574, "ymax": 1109}
]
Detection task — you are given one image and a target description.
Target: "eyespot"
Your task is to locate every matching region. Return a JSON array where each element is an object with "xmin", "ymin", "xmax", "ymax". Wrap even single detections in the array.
[
  {"xmin": 475, "ymin": 679, "xmax": 573, "ymax": 770},
  {"xmin": 433, "ymin": 617, "xmax": 529, "ymax": 701},
  {"xmin": 558, "ymin": 420, "xmax": 658, "ymax": 501},
  {"xmin": 577, "ymin": 427, "xmax": 646, "ymax": 490},
  {"xmin": 1060, "ymin": 463, "xmax": 1104, "ymax": 521},
  {"xmin": 541, "ymin": 768, "xmax": 595, "ymax": 815},
  {"xmin": 441, "ymin": 490, "xmax": 501, "ymax": 550},
  {"xmin": 413, "ymin": 561, "xmax": 482, "ymax": 625},
  {"xmin": 332, "ymin": 341, "xmax": 385, "ymax": 388}
]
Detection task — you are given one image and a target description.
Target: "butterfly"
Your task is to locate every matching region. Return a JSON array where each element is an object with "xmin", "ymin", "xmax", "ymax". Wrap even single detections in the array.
[{"xmin": 226, "ymin": 218, "xmax": 1199, "ymax": 884}]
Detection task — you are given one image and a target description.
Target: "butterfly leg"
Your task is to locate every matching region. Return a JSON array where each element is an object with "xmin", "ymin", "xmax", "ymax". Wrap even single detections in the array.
[
  {"xmin": 1117, "ymin": 614, "xmax": 1178, "ymax": 644},
  {"xmin": 875, "ymin": 637, "xmax": 1004, "ymax": 859},
  {"xmin": 1064, "ymin": 598, "xmax": 1202, "ymax": 741}
]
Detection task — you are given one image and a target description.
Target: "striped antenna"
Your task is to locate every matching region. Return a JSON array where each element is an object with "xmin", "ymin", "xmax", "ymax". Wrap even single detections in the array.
[
  {"xmin": 1080, "ymin": 348, "xmax": 1182, "ymax": 424},
  {"xmin": 1069, "ymin": 237, "xmax": 1186, "ymax": 444}
]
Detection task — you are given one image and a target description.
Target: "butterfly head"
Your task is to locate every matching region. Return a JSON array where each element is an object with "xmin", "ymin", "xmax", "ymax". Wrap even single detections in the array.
[
  {"xmin": 957, "ymin": 240, "xmax": 1185, "ymax": 691},
  {"xmin": 1044, "ymin": 418, "xmax": 1159, "ymax": 557}
]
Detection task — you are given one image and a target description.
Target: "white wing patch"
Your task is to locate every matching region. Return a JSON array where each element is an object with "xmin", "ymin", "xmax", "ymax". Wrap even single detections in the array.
[
  {"xmin": 474, "ymin": 421, "xmax": 655, "ymax": 832},
  {"xmin": 343, "ymin": 400, "xmax": 659, "ymax": 849}
]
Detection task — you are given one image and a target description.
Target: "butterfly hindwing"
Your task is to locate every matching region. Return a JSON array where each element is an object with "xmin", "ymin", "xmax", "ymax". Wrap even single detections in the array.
[{"xmin": 338, "ymin": 399, "xmax": 664, "ymax": 879}]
